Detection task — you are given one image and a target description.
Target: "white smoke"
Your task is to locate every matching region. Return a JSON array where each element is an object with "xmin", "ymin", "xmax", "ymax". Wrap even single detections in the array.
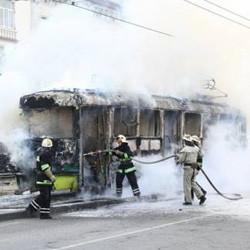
[
  {"xmin": 136, "ymin": 158, "xmax": 182, "ymax": 198},
  {"xmin": 200, "ymin": 122, "xmax": 250, "ymax": 194},
  {"xmin": 0, "ymin": 0, "xmax": 249, "ymax": 199}
]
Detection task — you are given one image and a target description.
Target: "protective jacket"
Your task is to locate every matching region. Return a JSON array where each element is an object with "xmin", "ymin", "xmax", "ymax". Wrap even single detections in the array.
[
  {"xmin": 36, "ymin": 148, "xmax": 54, "ymax": 186},
  {"xmin": 178, "ymin": 144, "xmax": 203, "ymax": 203},
  {"xmin": 114, "ymin": 143, "xmax": 136, "ymax": 174},
  {"xmin": 178, "ymin": 145, "xmax": 200, "ymax": 168},
  {"xmin": 196, "ymin": 148, "xmax": 204, "ymax": 169}
]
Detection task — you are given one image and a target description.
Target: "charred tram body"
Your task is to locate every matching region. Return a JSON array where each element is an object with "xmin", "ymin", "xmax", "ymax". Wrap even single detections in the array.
[{"xmin": 19, "ymin": 89, "xmax": 246, "ymax": 193}]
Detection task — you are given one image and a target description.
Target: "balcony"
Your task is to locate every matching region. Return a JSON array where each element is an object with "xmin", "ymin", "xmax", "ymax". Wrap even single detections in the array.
[{"xmin": 0, "ymin": 27, "xmax": 17, "ymax": 42}]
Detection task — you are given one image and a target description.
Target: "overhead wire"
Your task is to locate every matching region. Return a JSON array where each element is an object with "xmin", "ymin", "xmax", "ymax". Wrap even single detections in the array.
[
  {"xmin": 53, "ymin": 0, "xmax": 174, "ymax": 38},
  {"xmin": 181, "ymin": 0, "xmax": 250, "ymax": 30},
  {"xmin": 202, "ymin": 0, "xmax": 250, "ymax": 22}
]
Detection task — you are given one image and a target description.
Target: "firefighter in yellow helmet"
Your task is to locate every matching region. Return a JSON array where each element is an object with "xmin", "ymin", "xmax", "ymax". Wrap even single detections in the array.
[
  {"xmin": 26, "ymin": 138, "xmax": 56, "ymax": 219},
  {"xmin": 176, "ymin": 134, "xmax": 206, "ymax": 205},
  {"xmin": 112, "ymin": 135, "xmax": 140, "ymax": 197}
]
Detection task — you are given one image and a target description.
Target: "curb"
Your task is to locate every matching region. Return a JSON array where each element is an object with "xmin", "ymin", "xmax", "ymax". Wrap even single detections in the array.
[{"xmin": 0, "ymin": 198, "xmax": 125, "ymax": 222}]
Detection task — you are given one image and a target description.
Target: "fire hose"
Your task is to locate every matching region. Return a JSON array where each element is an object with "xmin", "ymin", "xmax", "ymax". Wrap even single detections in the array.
[
  {"xmin": 132, "ymin": 155, "xmax": 176, "ymax": 164},
  {"xmin": 135, "ymin": 154, "xmax": 242, "ymax": 200},
  {"xmin": 83, "ymin": 151, "xmax": 243, "ymax": 200},
  {"xmin": 199, "ymin": 168, "xmax": 242, "ymax": 200}
]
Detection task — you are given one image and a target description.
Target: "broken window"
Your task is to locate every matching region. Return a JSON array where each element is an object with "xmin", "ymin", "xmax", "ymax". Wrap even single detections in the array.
[
  {"xmin": 28, "ymin": 108, "xmax": 73, "ymax": 138},
  {"xmin": 184, "ymin": 113, "xmax": 201, "ymax": 136},
  {"xmin": 140, "ymin": 109, "xmax": 160, "ymax": 137},
  {"xmin": 114, "ymin": 107, "xmax": 137, "ymax": 137}
]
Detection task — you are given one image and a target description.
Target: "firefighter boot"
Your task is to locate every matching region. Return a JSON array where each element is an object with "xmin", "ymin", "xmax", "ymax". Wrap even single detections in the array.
[
  {"xmin": 183, "ymin": 202, "xmax": 192, "ymax": 205},
  {"xmin": 201, "ymin": 188, "xmax": 207, "ymax": 196},
  {"xmin": 40, "ymin": 214, "xmax": 52, "ymax": 219},
  {"xmin": 199, "ymin": 195, "xmax": 207, "ymax": 205},
  {"xmin": 191, "ymin": 189, "xmax": 194, "ymax": 200},
  {"xmin": 26, "ymin": 204, "xmax": 36, "ymax": 218}
]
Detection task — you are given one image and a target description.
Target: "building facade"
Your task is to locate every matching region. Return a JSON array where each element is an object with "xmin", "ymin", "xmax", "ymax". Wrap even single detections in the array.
[{"xmin": 0, "ymin": 0, "xmax": 121, "ymax": 73}]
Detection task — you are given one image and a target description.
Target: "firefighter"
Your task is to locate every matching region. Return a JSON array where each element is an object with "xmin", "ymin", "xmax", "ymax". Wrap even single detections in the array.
[
  {"xmin": 26, "ymin": 138, "xmax": 56, "ymax": 219},
  {"xmin": 176, "ymin": 134, "xmax": 206, "ymax": 205},
  {"xmin": 113, "ymin": 135, "xmax": 140, "ymax": 198},
  {"xmin": 191, "ymin": 135, "xmax": 207, "ymax": 196}
]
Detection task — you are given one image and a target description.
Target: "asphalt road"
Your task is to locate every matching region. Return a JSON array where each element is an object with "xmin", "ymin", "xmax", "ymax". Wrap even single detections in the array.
[{"xmin": 1, "ymin": 195, "xmax": 250, "ymax": 250}]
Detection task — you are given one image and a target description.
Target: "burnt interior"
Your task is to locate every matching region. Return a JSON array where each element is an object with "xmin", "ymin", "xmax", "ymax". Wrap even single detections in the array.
[{"xmin": 20, "ymin": 96, "xmax": 58, "ymax": 109}]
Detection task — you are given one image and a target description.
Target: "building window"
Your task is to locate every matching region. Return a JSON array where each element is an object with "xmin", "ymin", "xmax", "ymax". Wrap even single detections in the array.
[{"xmin": 0, "ymin": 7, "xmax": 14, "ymax": 29}]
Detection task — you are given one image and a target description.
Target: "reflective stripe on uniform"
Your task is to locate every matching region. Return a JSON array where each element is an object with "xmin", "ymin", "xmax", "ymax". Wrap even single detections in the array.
[
  {"xmin": 31, "ymin": 200, "xmax": 40, "ymax": 210},
  {"xmin": 117, "ymin": 166, "xmax": 136, "ymax": 174},
  {"xmin": 40, "ymin": 208, "xmax": 50, "ymax": 214},
  {"xmin": 36, "ymin": 156, "xmax": 40, "ymax": 162},
  {"xmin": 36, "ymin": 180, "xmax": 52, "ymax": 185},
  {"xmin": 132, "ymin": 188, "xmax": 140, "ymax": 194},
  {"xmin": 119, "ymin": 158, "xmax": 132, "ymax": 162},
  {"xmin": 41, "ymin": 164, "xmax": 50, "ymax": 171},
  {"xmin": 124, "ymin": 167, "xmax": 136, "ymax": 173}
]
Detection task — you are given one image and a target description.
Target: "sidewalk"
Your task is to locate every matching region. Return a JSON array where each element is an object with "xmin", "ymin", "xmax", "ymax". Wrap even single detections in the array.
[{"xmin": 0, "ymin": 191, "xmax": 126, "ymax": 222}]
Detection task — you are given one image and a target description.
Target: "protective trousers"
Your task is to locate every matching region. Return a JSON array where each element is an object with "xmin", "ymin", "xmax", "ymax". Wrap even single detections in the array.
[
  {"xmin": 30, "ymin": 186, "xmax": 52, "ymax": 217},
  {"xmin": 184, "ymin": 167, "xmax": 203, "ymax": 203},
  {"xmin": 116, "ymin": 171, "xmax": 140, "ymax": 197}
]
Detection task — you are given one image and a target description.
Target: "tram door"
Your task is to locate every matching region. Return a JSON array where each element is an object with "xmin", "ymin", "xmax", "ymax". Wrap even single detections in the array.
[
  {"xmin": 184, "ymin": 113, "xmax": 201, "ymax": 137},
  {"xmin": 81, "ymin": 107, "xmax": 108, "ymax": 152},
  {"xmin": 80, "ymin": 107, "xmax": 109, "ymax": 191},
  {"xmin": 164, "ymin": 111, "xmax": 181, "ymax": 153}
]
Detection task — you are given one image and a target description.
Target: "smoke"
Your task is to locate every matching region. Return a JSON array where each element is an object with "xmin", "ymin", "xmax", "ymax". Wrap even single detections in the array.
[
  {"xmin": 136, "ymin": 158, "xmax": 182, "ymax": 198},
  {"xmin": 200, "ymin": 122, "xmax": 250, "ymax": 194},
  {"xmin": 0, "ymin": 0, "xmax": 249, "ymax": 197},
  {"xmin": 130, "ymin": 120, "xmax": 250, "ymax": 200},
  {"xmin": 1, "ymin": 0, "xmax": 250, "ymax": 106}
]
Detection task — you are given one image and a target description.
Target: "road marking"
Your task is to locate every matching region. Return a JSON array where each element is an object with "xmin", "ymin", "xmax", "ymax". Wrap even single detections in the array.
[{"xmin": 54, "ymin": 214, "xmax": 210, "ymax": 249}]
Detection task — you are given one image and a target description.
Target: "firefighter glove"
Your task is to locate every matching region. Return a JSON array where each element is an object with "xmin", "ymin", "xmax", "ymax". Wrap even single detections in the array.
[
  {"xmin": 114, "ymin": 150, "xmax": 123, "ymax": 156},
  {"xmin": 50, "ymin": 175, "xmax": 56, "ymax": 183}
]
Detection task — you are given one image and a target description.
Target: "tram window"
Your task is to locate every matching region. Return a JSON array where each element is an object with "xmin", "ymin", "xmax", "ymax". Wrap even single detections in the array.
[
  {"xmin": 184, "ymin": 113, "xmax": 201, "ymax": 136},
  {"xmin": 29, "ymin": 108, "xmax": 73, "ymax": 138},
  {"xmin": 203, "ymin": 114, "xmax": 219, "ymax": 138},
  {"xmin": 220, "ymin": 114, "xmax": 233, "ymax": 122},
  {"xmin": 204, "ymin": 114, "xmax": 219, "ymax": 125},
  {"xmin": 140, "ymin": 110, "xmax": 160, "ymax": 136},
  {"xmin": 114, "ymin": 107, "xmax": 137, "ymax": 136},
  {"xmin": 235, "ymin": 116, "xmax": 246, "ymax": 134}
]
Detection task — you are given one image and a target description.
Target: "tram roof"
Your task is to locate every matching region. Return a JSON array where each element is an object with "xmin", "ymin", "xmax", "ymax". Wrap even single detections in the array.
[{"xmin": 19, "ymin": 89, "xmax": 241, "ymax": 115}]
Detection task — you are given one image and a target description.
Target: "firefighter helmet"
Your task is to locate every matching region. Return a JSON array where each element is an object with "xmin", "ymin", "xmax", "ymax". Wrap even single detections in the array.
[
  {"xmin": 192, "ymin": 135, "xmax": 200, "ymax": 143},
  {"xmin": 42, "ymin": 138, "xmax": 53, "ymax": 148},
  {"xmin": 182, "ymin": 134, "xmax": 192, "ymax": 142},
  {"xmin": 117, "ymin": 135, "xmax": 127, "ymax": 143}
]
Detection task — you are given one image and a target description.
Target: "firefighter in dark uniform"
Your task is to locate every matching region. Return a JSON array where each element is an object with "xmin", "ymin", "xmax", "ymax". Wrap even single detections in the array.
[
  {"xmin": 26, "ymin": 138, "xmax": 56, "ymax": 219},
  {"xmin": 113, "ymin": 135, "xmax": 140, "ymax": 197}
]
